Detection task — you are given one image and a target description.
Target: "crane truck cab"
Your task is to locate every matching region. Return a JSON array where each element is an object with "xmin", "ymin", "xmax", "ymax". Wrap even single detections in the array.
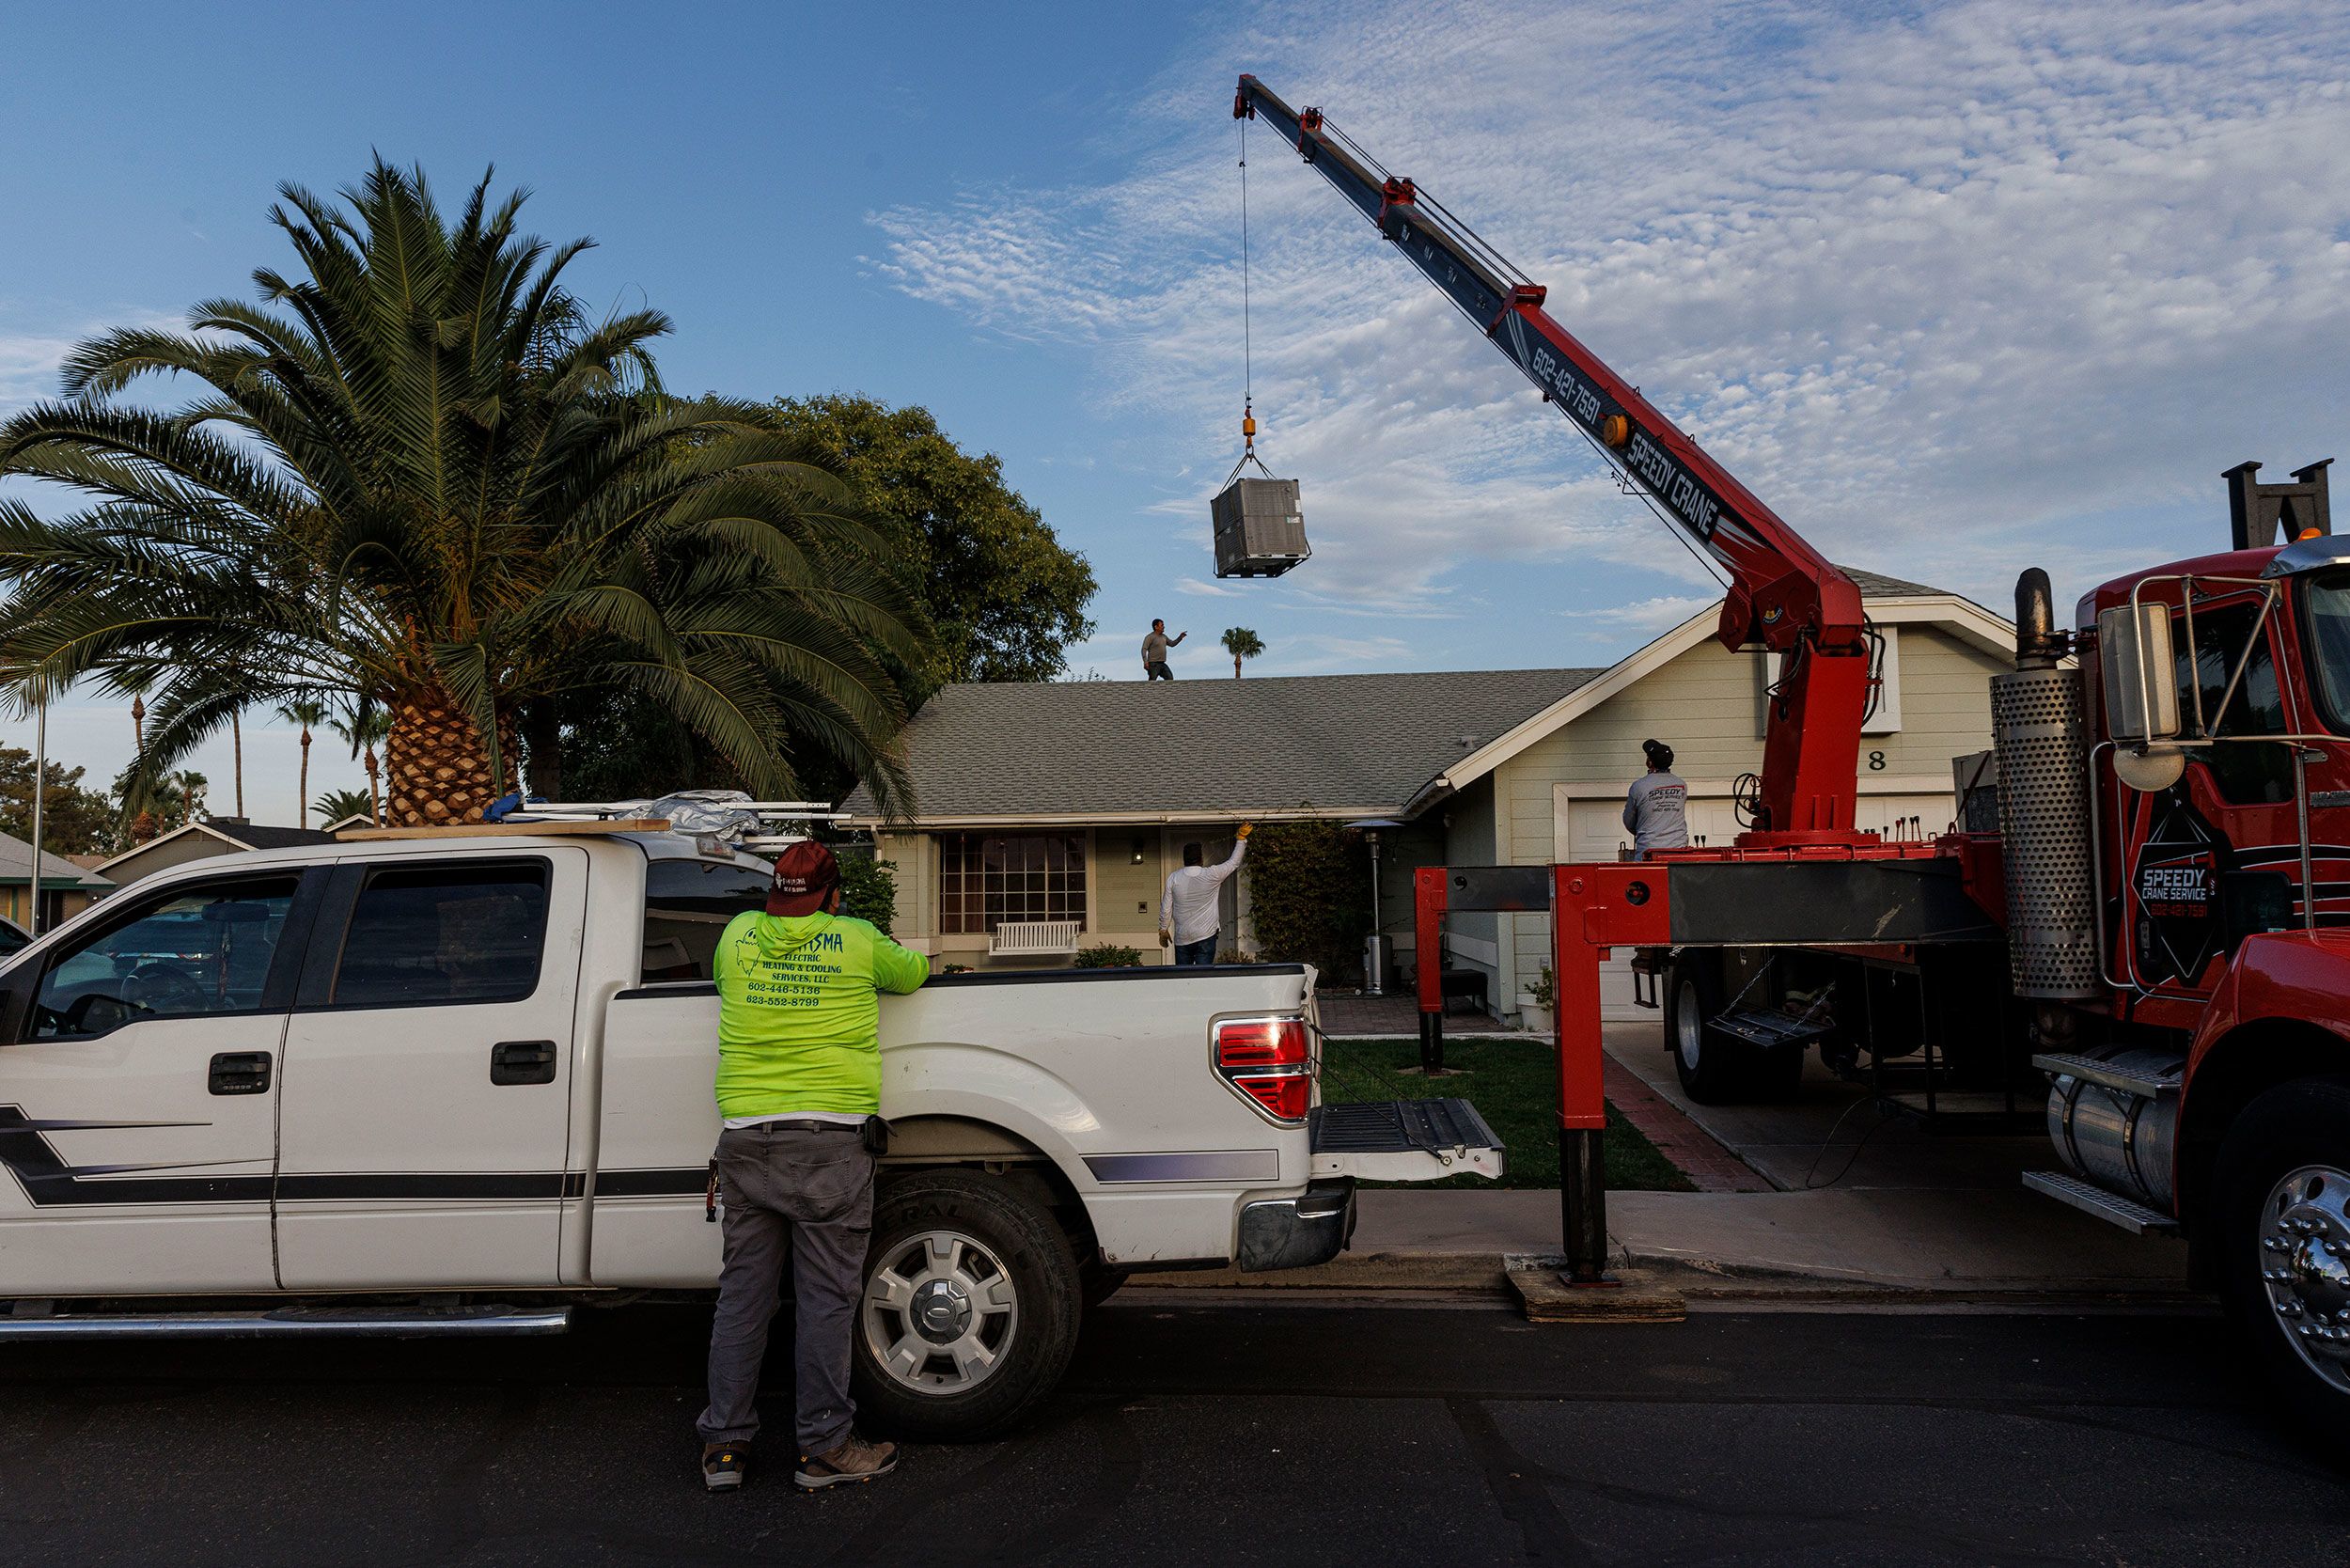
[{"xmin": 2035, "ymin": 507, "xmax": 2350, "ymax": 1433}]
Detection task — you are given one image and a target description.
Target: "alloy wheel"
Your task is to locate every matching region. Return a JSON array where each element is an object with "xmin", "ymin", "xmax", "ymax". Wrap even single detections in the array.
[
  {"xmin": 2259, "ymin": 1164, "xmax": 2350, "ymax": 1396},
  {"xmin": 863, "ymin": 1229, "xmax": 1022, "ymax": 1394}
]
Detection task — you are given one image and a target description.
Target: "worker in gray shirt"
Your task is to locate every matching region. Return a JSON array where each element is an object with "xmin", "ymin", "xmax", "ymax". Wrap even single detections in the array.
[
  {"xmin": 1622, "ymin": 739, "xmax": 1688, "ymax": 858},
  {"xmin": 1142, "ymin": 619, "xmax": 1186, "ymax": 681}
]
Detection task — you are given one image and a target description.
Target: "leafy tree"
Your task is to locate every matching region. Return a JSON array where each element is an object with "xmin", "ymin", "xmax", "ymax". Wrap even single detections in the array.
[
  {"xmin": 0, "ymin": 747, "xmax": 118, "ymax": 855},
  {"xmin": 0, "ymin": 161, "xmax": 929, "ymax": 827},
  {"xmin": 1221, "ymin": 627, "xmax": 1264, "ymax": 678},
  {"xmin": 835, "ymin": 847, "xmax": 900, "ymax": 938},
  {"xmin": 763, "ymin": 394, "xmax": 1096, "ymax": 692},
  {"xmin": 313, "ymin": 787, "xmax": 374, "ymax": 825},
  {"xmin": 1246, "ymin": 816, "xmax": 1371, "ymax": 982}
]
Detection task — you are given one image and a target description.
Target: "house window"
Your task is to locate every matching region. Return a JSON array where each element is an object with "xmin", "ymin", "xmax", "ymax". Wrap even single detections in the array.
[{"xmin": 938, "ymin": 833, "xmax": 1087, "ymax": 934}]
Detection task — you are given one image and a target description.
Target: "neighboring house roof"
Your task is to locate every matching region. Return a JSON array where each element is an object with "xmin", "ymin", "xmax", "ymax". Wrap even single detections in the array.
[
  {"xmin": 1841, "ymin": 566, "xmax": 1942, "ymax": 598},
  {"xmin": 94, "ymin": 819, "xmax": 337, "ymax": 878},
  {"xmin": 322, "ymin": 813, "xmax": 377, "ymax": 835},
  {"xmin": 0, "ymin": 830, "xmax": 113, "ymax": 890},
  {"xmin": 1402, "ymin": 568, "xmax": 2017, "ymax": 815},
  {"xmin": 846, "ymin": 668, "xmax": 1605, "ymax": 825}
]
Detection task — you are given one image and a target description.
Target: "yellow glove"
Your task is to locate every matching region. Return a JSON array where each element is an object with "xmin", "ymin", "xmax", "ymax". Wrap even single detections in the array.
[
  {"xmin": 1159, "ymin": 928, "xmax": 1172, "ymax": 947},
  {"xmin": 1236, "ymin": 822, "xmax": 1254, "ymax": 839}
]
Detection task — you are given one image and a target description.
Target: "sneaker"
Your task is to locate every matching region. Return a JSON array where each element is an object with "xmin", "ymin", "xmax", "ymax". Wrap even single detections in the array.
[
  {"xmin": 702, "ymin": 1441, "xmax": 748, "ymax": 1493},
  {"xmin": 795, "ymin": 1435, "xmax": 899, "ymax": 1490}
]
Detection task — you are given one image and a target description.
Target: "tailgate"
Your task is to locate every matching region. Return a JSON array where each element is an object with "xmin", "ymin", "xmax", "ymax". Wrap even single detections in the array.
[{"xmin": 1309, "ymin": 1100, "xmax": 1505, "ymax": 1183}]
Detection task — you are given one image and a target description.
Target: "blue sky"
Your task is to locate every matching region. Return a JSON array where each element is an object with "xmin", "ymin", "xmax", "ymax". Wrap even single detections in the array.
[{"xmin": 4, "ymin": 0, "xmax": 2347, "ymax": 824}]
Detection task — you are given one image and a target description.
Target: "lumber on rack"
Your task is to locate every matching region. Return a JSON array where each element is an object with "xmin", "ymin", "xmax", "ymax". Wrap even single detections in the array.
[{"xmin": 337, "ymin": 818, "xmax": 673, "ymax": 841}]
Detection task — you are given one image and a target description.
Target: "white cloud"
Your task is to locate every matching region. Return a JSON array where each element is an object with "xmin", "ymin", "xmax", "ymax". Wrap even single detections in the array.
[{"xmin": 869, "ymin": 0, "xmax": 2350, "ymax": 619}]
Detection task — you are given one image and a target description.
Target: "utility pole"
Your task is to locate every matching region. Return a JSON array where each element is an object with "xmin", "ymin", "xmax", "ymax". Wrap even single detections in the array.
[{"xmin": 27, "ymin": 692, "xmax": 46, "ymax": 937}]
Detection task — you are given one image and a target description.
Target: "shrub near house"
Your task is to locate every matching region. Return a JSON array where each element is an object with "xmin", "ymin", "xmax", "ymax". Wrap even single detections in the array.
[{"xmin": 1246, "ymin": 818, "xmax": 1371, "ymax": 983}]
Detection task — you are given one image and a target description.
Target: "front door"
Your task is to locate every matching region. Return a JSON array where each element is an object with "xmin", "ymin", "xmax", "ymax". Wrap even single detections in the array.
[
  {"xmin": 0, "ymin": 870, "xmax": 315, "ymax": 1296},
  {"xmin": 274, "ymin": 850, "xmax": 585, "ymax": 1290}
]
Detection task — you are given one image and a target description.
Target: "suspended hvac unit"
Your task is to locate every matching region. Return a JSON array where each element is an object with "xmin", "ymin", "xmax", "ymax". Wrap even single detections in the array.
[{"xmin": 1212, "ymin": 460, "xmax": 1310, "ymax": 579}]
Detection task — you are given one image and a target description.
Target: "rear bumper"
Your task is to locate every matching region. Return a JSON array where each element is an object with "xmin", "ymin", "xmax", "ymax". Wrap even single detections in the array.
[{"xmin": 1235, "ymin": 1177, "xmax": 1356, "ymax": 1272}]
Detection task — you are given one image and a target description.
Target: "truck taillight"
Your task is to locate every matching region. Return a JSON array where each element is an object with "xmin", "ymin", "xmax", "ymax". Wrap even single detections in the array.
[{"xmin": 1214, "ymin": 1016, "xmax": 1311, "ymax": 1123}]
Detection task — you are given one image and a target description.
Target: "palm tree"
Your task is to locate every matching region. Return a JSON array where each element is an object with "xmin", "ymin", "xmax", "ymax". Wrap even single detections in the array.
[
  {"xmin": 1221, "ymin": 627, "xmax": 1265, "ymax": 678},
  {"xmin": 232, "ymin": 711, "xmax": 245, "ymax": 818},
  {"xmin": 313, "ymin": 786, "xmax": 374, "ymax": 825},
  {"xmin": 277, "ymin": 698, "xmax": 327, "ymax": 829},
  {"xmin": 0, "ymin": 160, "xmax": 926, "ymax": 826},
  {"xmin": 329, "ymin": 701, "xmax": 393, "ymax": 827},
  {"xmin": 164, "ymin": 770, "xmax": 208, "ymax": 829}
]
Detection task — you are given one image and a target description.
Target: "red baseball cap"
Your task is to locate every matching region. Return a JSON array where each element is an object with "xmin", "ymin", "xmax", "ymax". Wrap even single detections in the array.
[{"xmin": 766, "ymin": 839, "xmax": 840, "ymax": 917}]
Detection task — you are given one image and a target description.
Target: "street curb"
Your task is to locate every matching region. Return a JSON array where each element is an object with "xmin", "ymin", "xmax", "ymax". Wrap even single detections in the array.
[{"xmin": 1131, "ymin": 1248, "xmax": 2206, "ymax": 1309}]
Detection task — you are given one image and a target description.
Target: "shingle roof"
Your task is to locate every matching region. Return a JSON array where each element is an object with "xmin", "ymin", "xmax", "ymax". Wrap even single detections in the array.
[
  {"xmin": 1841, "ymin": 565, "xmax": 1943, "ymax": 597},
  {"xmin": 0, "ymin": 831, "xmax": 112, "ymax": 888},
  {"xmin": 847, "ymin": 668, "xmax": 1605, "ymax": 823}
]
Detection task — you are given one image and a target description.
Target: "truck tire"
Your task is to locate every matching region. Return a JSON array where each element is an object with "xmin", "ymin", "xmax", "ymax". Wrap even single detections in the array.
[
  {"xmin": 852, "ymin": 1169, "xmax": 1083, "ymax": 1442},
  {"xmin": 2213, "ymin": 1077, "xmax": 2350, "ymax": 1443},
  {"xmin": 1667, "ymin": 949, "xmax": 1750, "ymax": 1104}
]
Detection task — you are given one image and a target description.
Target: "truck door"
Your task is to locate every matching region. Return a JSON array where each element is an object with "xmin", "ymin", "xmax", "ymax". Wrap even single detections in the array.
[
  {"xmin": 274, "ymin": 850, "xmax": 586, "ymax": 1290},
  {"xmin": 0, "ymin": 870, "xmax": 317, "ymax": 1296}
]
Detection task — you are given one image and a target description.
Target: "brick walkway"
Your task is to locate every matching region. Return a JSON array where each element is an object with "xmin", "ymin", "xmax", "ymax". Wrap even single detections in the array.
[{"xmin": 1602, "ymin": 1053, "xmax": 1772, "ymax": 1193}]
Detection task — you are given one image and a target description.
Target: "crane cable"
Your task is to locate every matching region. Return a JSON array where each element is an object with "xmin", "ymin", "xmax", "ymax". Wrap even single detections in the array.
[{"xmin": 1227, "ymin": 112, "xmax": 1274, "ymax": 488}]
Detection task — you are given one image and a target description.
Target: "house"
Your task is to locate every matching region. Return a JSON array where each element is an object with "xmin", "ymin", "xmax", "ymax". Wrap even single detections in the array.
[
  {"xmin": 849, "ymin": 569, "xmax": 2014, "ymax": 1020},
  {"xmin": 95, "ymin": 818, "xmax": 339, "ymax": 888},
  {"xmin": 0, "ymin": 830, "xmax": 113, "ymax": 929}
]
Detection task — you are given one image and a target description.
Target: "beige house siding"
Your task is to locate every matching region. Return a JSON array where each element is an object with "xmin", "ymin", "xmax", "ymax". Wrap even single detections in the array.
[
  {"xmin": 1484, "ymin": 624, "xmax": 2005, "ymax": 1013},
  {"xmin": 1096, "ymin": 828, "xmax": 1165, "ymax": 952},
  {"xmin": 875, "ymin": 825, "xmax": 1252, "ymax": 968}
]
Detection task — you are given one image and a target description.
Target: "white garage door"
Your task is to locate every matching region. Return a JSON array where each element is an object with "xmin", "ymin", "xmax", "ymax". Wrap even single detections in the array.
[{"xmin": 1557, "ymin": 787, "xmax": 1959, "ymax": 1021}]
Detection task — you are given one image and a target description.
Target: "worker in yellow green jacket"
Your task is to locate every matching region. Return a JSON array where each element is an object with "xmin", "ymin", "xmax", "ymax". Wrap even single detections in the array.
[{"xmin": 697, "ymin": 839, "xmax": 928, "ymax": 1495}]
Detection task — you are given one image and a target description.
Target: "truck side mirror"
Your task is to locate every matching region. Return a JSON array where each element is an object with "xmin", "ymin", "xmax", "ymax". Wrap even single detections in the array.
[{"xmin": 2098, "ymin": 603, "xmax": 2181, "ymax": 742}]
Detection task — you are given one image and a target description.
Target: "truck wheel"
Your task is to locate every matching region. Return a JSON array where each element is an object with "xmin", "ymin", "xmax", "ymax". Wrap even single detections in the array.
[
  {"xmin": 853, "ymin": 1170, "xmax": 1083, "ymax": 1442},
  {"xmin": 1667, "ymin": 950, "xmax": 1750, "ymax": 1104},
  {"xmin": 2213, "ymin": 1077, "xmax": 2350, "ymax": 1441}
]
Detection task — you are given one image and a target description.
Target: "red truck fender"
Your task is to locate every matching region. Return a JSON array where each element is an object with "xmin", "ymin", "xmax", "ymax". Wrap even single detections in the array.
[{"xmin": 2177, "ymin": 929, "xmax": 2350, "ymax": 1229}]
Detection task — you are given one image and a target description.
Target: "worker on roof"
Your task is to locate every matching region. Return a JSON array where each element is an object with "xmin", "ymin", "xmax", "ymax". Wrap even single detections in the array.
[
  {"xmin": 1142, "ymin": 619, "xmax": 1187, "ymax": 681},
  {"xmin": 1623, "ymin": 739, "xmax": 1688, "ymax": 860},
  {"xmin": 697, "ymin": 839, "xmax": 927, "ymax": 1496},
  {"xmin": 1161, "ymin": 823, "xmax": 1254, "ymax": 964}
]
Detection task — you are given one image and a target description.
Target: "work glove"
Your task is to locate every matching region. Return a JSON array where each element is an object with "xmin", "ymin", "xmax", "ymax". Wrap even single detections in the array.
[
  {"xmin": 1237, "ymin": 822, "xmax": 1254, "ymax": 839},
  {"xmin": 1159, "ymin": 928, "xmax": 1171, "ymax": 947}
]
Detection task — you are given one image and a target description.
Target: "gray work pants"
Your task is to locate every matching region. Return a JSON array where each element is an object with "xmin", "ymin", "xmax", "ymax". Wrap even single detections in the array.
[{"xmin": 697, "ymin": 1123, "xmax": 874, "ymax": 1455}]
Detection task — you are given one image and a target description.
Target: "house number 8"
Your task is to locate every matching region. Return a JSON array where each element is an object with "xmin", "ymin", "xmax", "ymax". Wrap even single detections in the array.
[{"xmin": 1867, "ymin": 751, "xmax": 1887, "ymax": 771}]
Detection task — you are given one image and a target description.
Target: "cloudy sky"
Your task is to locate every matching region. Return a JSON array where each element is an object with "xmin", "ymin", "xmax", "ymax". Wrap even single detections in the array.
[{"xmin": 4, "ymin": 0, "xmax": 2345, "ymax": 823}]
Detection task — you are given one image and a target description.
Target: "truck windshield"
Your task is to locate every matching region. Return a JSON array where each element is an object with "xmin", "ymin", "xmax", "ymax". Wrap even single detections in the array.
[{"xmin": 2301, "ymin": 570, "xmax": 2350, "ymax": 733}]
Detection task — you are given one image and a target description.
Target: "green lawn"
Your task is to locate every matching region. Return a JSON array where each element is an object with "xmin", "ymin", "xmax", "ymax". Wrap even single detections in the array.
[{"xmin": 1319, "ymin": 1037, "xmax": 1694, "ymax": 1192}]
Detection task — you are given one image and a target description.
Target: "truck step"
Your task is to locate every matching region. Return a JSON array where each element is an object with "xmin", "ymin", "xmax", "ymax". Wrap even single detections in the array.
[
  {"xmin": 2031, "ymin": 1053, "xmax": 2182, "ymax": 1098},
  {"xmin": 2022, "ymin": 1170, "xmax": 2181, "ymax": 1235},
  {"xmin": 0, "ymin": 1303, "xmax": 573, "ymax": 1341},
  {"xmin": 1708, "ymin": 1007, "xmax": 1832, "ymax": 1050},
  {"xmin": 1314, "ymin": 1097, "xmax": 1501, "ymax": 1155},
  {"xmin": 1311, "ymin": 1098, "xmax": 1505, "ymax": 1183}
]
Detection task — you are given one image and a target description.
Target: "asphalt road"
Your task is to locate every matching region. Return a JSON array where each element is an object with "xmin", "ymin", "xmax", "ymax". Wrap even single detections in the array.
[{"xmin": 0, "ymin": 1297, "xmax": 2341, "ymax": 1566}]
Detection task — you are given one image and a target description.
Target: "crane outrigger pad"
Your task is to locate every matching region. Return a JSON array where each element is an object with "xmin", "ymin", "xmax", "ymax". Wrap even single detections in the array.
[{"xmin": 1212, "ymin": 475, "xmax": 1310, "ymax": 578}]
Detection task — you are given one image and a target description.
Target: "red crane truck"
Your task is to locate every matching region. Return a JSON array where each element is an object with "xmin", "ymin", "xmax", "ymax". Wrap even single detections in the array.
[{"xmin": 1237, "ymin": 72, "xmax": 2350, "ymax": 1430}]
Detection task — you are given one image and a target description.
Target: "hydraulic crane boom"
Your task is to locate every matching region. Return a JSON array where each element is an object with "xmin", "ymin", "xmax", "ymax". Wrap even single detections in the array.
[{"xmin": 1236, "ymin": 75, "xmax": 1875, "ymax": 845}]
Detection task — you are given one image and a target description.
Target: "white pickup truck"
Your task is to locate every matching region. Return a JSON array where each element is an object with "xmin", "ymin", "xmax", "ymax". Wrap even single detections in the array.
[{"xmin": 0, "ymin": 827, "xmax": 1501, "ymax": 1435}]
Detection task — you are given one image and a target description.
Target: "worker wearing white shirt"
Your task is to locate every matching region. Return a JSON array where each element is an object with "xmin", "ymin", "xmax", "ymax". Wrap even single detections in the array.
[{"xmin": 1160, "ymin": 823, "xmax": 1253, "ymax": 965}]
